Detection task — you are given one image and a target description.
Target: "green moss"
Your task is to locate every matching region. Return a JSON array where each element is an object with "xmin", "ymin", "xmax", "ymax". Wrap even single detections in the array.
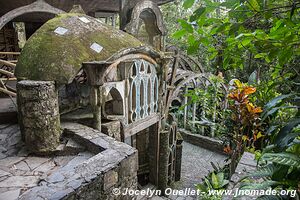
[{"xmin": 15, "ymin": 13, "xmax": 143, "ymax": 85}]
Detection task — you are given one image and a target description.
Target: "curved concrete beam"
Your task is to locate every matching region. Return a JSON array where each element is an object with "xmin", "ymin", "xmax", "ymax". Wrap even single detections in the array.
[{"xmin": 0, "ymin": 0, "xmax": 65, "ymax": 30}]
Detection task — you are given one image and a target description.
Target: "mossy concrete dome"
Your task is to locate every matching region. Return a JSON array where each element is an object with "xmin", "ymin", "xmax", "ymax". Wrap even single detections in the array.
[{"xmin": 15, "ymin": 13, "xmax": 143, "ymax": 85}]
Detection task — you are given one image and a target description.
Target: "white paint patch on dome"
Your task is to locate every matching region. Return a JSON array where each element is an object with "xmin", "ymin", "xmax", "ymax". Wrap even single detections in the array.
[
  {"xmin": 54, "ymin": 27, "xmax": 68, "ymax": 35},
  {"xmin": 90, "ymin": 43, "xmax": 103, "ymax": 53},
  {"xmin": 78, "ymin": 17, "xmax": 90, "ymax": 24}
]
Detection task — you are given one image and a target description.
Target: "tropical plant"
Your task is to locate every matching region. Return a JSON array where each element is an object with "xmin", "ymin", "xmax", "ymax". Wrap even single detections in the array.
[
  {"xmin": 226, "ymin": 79, "xmax": 263, "ymax": 174},
  {"xmin": 196, "ymin": 162, "xmax": 230, "ymax": 200},
  {"xmin": 173, "ymin": 0, "xmax": 300, "ymax": 90},
  {"xmin": 239, "ymin": 94, "xmax": 300, "ymax": 199}
]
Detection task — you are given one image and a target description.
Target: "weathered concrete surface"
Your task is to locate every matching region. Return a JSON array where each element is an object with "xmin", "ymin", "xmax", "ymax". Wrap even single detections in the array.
[
  {"xmin": 101, "ymin": 120, "xmax": 121, "ymax": 141},
  {"xmin": 17, "ymin": 80, "xmax": 61, "ymax": 153},
  {"xmin": 0, "ymin": 122, "xmax": 138, "ymax": 200},
  {"xmin": 15, "ymin": 13, "xmax": 143, "ymax": 85},
  {"xmin": 179, "ymin": 129, "xmax": 227, "ymax": 155},
  {"xmin": 0, "ymin": 124, "xmax": 93, "ymax": 200}
]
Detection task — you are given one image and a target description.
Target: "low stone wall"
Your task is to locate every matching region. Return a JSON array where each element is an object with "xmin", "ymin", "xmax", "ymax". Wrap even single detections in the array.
[
  {"xmin": 16, "ymin": 122, "xmax": 138, "ymax": 200},
  {"xmin": 179, "ymin": 129, "xmax": 227, "ymax": 155}
]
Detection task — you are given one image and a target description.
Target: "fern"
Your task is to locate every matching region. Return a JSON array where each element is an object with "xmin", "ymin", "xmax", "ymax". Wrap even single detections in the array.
[{"xmin": 261, "ymin": 153, "xmax": 300, "ymax": 167}]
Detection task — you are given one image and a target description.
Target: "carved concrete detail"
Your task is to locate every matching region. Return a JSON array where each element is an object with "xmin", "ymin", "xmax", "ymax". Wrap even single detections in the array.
[
  {"xmin": 0, "ymin": 0, "xmax": 65, "ymax": 30},
  {"xmin": 122, "ymin": 0, "xmax": 167, "ymax": 50},
  {"xmin": 128, "ymin": 59, "xmax": 158, "ymax": 123}
]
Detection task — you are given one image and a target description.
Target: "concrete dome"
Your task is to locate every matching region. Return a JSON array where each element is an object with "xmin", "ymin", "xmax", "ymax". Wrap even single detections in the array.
[{"xmin": 15, "ymin": 13, "xmax": 143, "ymax": 84}]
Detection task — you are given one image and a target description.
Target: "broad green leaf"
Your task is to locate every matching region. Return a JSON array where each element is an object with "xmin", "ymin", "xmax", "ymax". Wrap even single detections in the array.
[
  {"xmin": 228, "ymin": 23, "xmax": 241, "ymax": 36},
  {"xmin": 254, "ymin": 53, "xmax": 267, "ymax": 59},
  {"xmin": 211, "ymin": 172, "xmax": 219, "ymax": 189},
  {"xmin": 248, "ymin": 70, "xmax": 257, "ymax": 85},
  {"xmin": 183, "ymin": 0, "xmax": 195, "ymax": 9},
  {"xmin": 240, "ymin": 180, "xmax": 278, "ymax": 190},
  {"xmin": 241, "ymin": 38, "xmax": 252, "ymax": 47},
  {"xmin": 270, "ymin": 20, "xmax": 283, "ymax": 33},
  {"xmin": 278, "ymin": 48, "xmax": 293, "ymax": 66},
  {"xmin": 209, "ymin": 51, "xmax": 218, "ymax": 60},
  {"xmin": 261, "ymin": 152, "xmax": 300, "ymax": 167},
  {"xmin": 242, "ymin": 164, "xmax": 275, "ymax": 179},
  {"xmin": 190, "ymin": 7, "xmax": 206, "ymax": 22},
  {"xmin": 262, "ymin": 106, "xmax": 296, "ymax": 121},
  {"xmin": 275, "ymin": 118, "xmax": 300, "ymax": 149},
  {"xmin": 264, "ymin": 94, "xmax": 295, "ymax": 111},
  {"xmin": 178, "ymin": 19, "xmax": 193, "ymax": 33},
  {"xmin": 247, "ymin": 0, "xmax": 260, "ymax": 11},
  {"xmin": 271, "ymin": 165, "xmax": 289, "ymax": 181},
  {"xmin": 172, "ymin": 29, "xmax": 187, "ymax": 39}
]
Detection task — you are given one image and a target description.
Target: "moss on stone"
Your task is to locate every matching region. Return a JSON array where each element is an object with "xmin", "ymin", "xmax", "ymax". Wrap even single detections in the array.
[{"xmin": 15, "ymin": 13, "xmax": 143, "ymax": 85}]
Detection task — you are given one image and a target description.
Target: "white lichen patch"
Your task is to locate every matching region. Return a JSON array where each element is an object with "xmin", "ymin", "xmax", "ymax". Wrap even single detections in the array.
[
  {"xmin": 54, "ymin": 27, "xmax": 68, "ymax": 35},
  {"xmin": 90, "ymin": 43, "xmax": 103, "ymax": 53}
]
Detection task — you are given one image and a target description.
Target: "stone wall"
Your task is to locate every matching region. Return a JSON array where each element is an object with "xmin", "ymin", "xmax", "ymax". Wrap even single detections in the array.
[
  {"xmin": 179, "ymin": 128, "xmax": 228, "ymax": 155},
  {"xmin": 0, "ymin": 122, "xmax": 139, "ymax": 200}
]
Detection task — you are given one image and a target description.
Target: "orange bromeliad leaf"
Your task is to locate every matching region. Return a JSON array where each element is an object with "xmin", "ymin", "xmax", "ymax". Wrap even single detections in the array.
[
  {"xmin": 253, "ymin": 107, "xmax": 263, "ymax": 113},
  {"xmin": 228, "ymin": 92, "xmax": 239, "ymax": 101},
  {"xmin": 244, "ymin": 86, "xmax": 256, "ymax": 95},
  {"xmin": 246, "ymin": 103, "xmax": 263, "ymax": 114}
]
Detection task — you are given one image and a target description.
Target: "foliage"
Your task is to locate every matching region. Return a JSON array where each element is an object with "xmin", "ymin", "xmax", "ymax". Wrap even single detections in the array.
[
  {"xmin": 226, "ymin": 79, "xmax": 263, "ymax": 174},
  {"xmin": 196, "ymin": 162, "xmax": 230, "ymax": 200},
  {"xmin": 173, "ymin": 0, "xmax": 300, "ymax": 87},
  {"xmin": 240, "ymin": 94, "xmax": 300, "ymax": 199},
  {"xmin": 165, "ymin": 0, "xmax": 300, "ymax": 197}
]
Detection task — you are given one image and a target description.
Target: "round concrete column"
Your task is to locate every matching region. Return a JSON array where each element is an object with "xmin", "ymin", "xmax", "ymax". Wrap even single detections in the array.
[{"xmin": 17, "ymin": 80, "xmax": 61, "ymax": 153}]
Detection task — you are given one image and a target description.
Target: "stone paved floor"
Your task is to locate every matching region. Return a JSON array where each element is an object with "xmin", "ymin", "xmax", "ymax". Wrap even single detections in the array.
[
  {"xmin": 0, "ymin": 124, "xmax": 94, "ymax": 200},
  {"xmin": 0, "ymin": 123, "xmax": 228, "ymax": 200},
  {"xmin": 147, "ymin": 141, "xmax": 228, "ymax": 200}
]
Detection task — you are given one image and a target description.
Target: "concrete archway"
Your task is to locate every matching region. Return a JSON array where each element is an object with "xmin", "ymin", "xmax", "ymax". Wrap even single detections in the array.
[
  {"xmin": 0, "ymin": 0, "xmax": 65, "ymax": 30},
  {"xmin": 123, "ymin": 0, "xmax": 167, "ymax": 50}
]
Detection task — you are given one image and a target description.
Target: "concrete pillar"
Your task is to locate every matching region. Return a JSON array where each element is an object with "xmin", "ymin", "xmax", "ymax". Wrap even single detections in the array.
[
  {"xmin": 158, "ymin": 130, "xmax": 169, "ymax": 195},
  {"xmin": 175, "ymin": 132, "xmax": 183, "ymax": 181},
  {"xmin": 17, "ymin": 80, "xmax": 61, "ymax": 153}
]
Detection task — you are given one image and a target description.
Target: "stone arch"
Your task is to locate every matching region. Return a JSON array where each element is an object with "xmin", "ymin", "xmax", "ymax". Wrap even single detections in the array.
[
  {"xmin": 124, "ymin": 0, "xmax": 167, "ymax": 50},
  {"xmin": 0, "ymin": 0, "xmax": 65, "ymax": 30},
  {"xmin": 103, "ymin": 87, "xmax": 124, "ymax": 116}
]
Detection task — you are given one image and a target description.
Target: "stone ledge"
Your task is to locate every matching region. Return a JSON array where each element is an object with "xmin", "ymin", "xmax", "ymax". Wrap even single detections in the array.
[
  {"xmin": 17, "ymin": 122, "xmax": 138, "ymax": 200},
  {"xmin": 179, "ymin": 128, "xmax": 227, "ymax": 155}
]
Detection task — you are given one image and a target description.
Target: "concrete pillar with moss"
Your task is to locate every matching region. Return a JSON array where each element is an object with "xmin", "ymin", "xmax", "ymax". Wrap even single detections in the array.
[
  {"xmin": 158, "ymin": 130, "xmax": 169, "ymax": 195},
  {"xmin": 17, "ymin": 80, "xmax": 61, "ymax": 153}
]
